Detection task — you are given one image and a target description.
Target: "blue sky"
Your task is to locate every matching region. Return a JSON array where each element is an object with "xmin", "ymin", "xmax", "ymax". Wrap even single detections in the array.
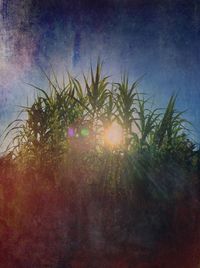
[{"xmin": 0, "ymin": 0, "xmax": 200, "ymax": 149}]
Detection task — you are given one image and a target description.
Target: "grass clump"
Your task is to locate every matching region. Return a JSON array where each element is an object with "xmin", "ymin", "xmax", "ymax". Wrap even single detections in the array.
[{"xmin": 0, "ymin": 61, "xmax": 200, "ymax": 267}]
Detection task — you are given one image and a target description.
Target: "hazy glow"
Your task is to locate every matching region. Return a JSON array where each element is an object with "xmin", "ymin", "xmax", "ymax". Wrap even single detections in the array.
[{"xmin": 104, "ymin": 123, "xmax": 123, "ymax": 146}]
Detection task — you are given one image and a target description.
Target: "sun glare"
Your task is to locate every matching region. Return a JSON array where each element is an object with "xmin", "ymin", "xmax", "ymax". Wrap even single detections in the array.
[{"xmin": 104, "ymin": 123, "xmax": 123, "ymax": 146}]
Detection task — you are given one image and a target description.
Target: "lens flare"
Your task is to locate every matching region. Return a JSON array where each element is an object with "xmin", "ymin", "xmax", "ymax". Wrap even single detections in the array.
[
  {"xmin": 104, "ymin": 123, "xmax": 123, "ymax": 146},
  {"xmin": 81, "ymin": 128, "xmax": 89, "ymax": 137},
  {"xmin": 68, "ymin": 127, "xmax": 75, "ymax": 137}
]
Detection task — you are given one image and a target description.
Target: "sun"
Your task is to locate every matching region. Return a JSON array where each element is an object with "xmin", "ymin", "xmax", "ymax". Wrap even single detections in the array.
[{"xmin": 104, "ymin": 123, "xmax": 123, "ymax": 147}]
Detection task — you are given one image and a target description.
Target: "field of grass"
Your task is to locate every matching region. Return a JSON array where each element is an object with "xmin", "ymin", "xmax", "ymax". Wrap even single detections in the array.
[{"xmin": 0, "ymin": 61, "xmax": 200, "ymax": 267}]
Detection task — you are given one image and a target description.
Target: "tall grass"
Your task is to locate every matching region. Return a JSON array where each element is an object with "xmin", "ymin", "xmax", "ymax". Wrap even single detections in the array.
[
  {"xmin": 0, "ymin": 61, "xmax": 199, "ymax": 267},
  {"xmin": 3, "ymin": 62, "xmax": 195, "ymax": 176}
]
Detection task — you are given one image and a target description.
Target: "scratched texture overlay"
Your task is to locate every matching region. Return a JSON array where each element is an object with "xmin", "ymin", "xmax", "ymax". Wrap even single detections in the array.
[{"xmin": 0, "ymin": 1, "xmax": 200, "ymax": 268}]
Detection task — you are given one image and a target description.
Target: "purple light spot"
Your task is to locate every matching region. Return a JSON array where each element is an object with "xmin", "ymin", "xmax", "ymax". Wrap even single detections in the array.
[{"xmin": 68, "ymin": 127, "xmax": 75, "ymax": 137}]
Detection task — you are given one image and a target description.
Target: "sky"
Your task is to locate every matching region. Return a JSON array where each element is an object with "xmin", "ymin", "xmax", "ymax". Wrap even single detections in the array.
[{"xmin": 0, "ymin": 0, "xmax": 200, "ymax": 148}]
